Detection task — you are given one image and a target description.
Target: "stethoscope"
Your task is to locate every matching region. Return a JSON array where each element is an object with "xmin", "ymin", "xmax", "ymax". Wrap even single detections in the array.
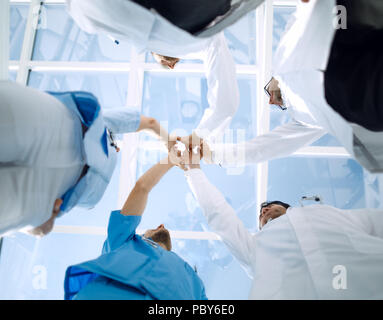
[{"xmin": 299, "ymin": 195, "xmax": 323, "ymax": 207}]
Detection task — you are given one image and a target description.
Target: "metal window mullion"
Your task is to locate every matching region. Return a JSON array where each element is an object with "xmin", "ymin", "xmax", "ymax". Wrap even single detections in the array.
[
  {"xmin": 273, "ymin": 0, "xmax": 298, "ymax": 6},
  {"xmin": 52, "ymin": 225, "xmax": 225, "ymax": 240},
  {"xmin": 16, "ymin": 0, "xmax": 41, "ymax": 85},
  {"xmin": 117, "ymin": 48, "xmax": 145, "ymax": 209},
  {"xmin": 291, "ymin": 146, "xmax": 350, "ymax": 158},
  {"xmin": 255, "ymin": 1, "xmax": 274, "ymax": 223},
  {"xmin": 20, "ymin": 0, "xmax": 40, "ymax": 82},
  {"xmin": 29, "ymin": 60, "xmax": 132, "ymax": 72},
  {"xmin": 27, "ymin": 61, "xmax": 259, "ymax": 76},
  {"xmin": 0, "ymin": 0, "xmax": 10, "ymax": 80}
]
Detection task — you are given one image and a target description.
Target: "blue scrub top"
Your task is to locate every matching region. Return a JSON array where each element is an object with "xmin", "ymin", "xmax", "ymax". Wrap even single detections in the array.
[{"xmin": 64, "ymin": 211, "xmax": 208, "ymax": 300}]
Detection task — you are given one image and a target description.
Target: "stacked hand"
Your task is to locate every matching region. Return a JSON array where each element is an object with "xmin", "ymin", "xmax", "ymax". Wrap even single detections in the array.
[{"xmin": 168, "ymin": 132, "xmax": 204, "ymax": 170}]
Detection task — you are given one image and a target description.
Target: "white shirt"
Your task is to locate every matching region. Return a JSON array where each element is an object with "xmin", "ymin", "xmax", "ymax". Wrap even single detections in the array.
[{"xmin": 186, "ymin": 168, "xmax": 383, "ymax": 299}]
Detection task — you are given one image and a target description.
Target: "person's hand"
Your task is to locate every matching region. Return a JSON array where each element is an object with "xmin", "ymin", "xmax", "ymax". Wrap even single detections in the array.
[
  {"xmin": 180, "ymin": 132, "xmax": 213, "ymax": 164},
  {"xmin": 168, "ymin": 137, "xmax": 188, "ymax": 170},
  {"xmin": 186, "ymin": 141, "xmax": 202, "ymax": 170},
  {"xmin": 169, "ymin": 133, "xmax": 202, "ymax": 170},
  {"xmin": 166, "ymin": 134, "xmax": 181, "ymax": 153}
]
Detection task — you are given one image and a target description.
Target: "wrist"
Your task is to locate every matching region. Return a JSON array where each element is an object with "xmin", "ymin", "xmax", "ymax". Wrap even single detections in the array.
[
  {"xmin": 164, "ymin": 156, "xmax": 176, "ymax": 168},
  {"xmin": 188, "ymin": 164, "xmax": 200, "ymax": 170}
]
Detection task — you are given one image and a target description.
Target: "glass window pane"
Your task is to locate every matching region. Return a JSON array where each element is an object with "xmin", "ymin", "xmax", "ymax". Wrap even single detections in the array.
[
  {"xmin": 224, "ymin": 11, "xmax": 257, "ymax": 65},
  {"xmin": 273, "ymin": 6, "xmax": 296, "ymax": 54},
  {"xmin": 8, "ymin": 71, "xmax": 17, "ymax": 82},
  {"xmin": 0, "ymin": 232, "xmax": 105, "ymax": 299},
  {"xmin": 269, "ymin": 107, "xmax": 342, "ymax": 147},
  {"xmin": 267, "ymin": 157, "xmax": 366, "ymax": 210},
  {"xmin": 10, "ymin": 4, "xmax": 29, "ymax": 60},
  {"xmin": 172, "ymin": 239, "xmax": 251, "ymax": 300},
  {"xmin": 311, "ymin": 133, "xmax": 342, "ymax": 147},
  {"xmin": 32, "ymin": 4, "xmax": 132, "ymax": 62},
  {"xmin": 137, "ymin": 73, "xmax": 258, "ymax": 232},
  {"xmin": 141, "ymin": 73, "xmax": 209, "ymax": 133},
  {"xmin": 28, "ymin": 71, "xmax": 130, "ymax": 109},
  {"xmin": 141, "ymin": 73, "xmax": 257, "ymax": 138},
  {"xmin": 147, "ymin": 11, "xmax": 257, "ymax": 66}
]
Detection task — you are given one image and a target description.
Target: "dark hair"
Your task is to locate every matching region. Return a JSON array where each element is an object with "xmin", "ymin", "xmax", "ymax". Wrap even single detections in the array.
[
  {"xmin": 259, "ymin": 200, "xmax": 291, "ymax": 214},
  {"xmin": 150, "ymin": 229, "xmax": 172, "ymax": 251}
]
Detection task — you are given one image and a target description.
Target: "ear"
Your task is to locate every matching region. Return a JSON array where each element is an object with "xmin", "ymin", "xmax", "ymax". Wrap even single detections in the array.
[{"xmin": 53, "ymin": 198, "xmax": 63, "ymax": 215}]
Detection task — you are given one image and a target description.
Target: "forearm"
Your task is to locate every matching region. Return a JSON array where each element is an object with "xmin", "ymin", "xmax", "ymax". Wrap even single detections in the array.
[
  {"xmin": 136, "ymin": 158, "xmax": 174, "ymax": 192},
  {"xmin": 137, "ymin": 116, "xmax": 171, "ymax": 147},
  {"xmin": 209, "ymin": 121, "xmax": 326, "ymax": 165},
  {"xmin": 121, "ymin": 158, "xmax": 174, "ymax": 216},
  {"xmin": 102, "ymin": 108, "xmax": 141, "ymax": 134}
]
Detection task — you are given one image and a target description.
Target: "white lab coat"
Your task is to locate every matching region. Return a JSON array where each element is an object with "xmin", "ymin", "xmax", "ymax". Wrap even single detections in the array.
[
  {"xmin": 211, "ymin": 0, "xmax": 383, "ymax": 173},
  {"xmin": 274, "ymin": 0, "xmax": 383, "ymax": 173},
  {"xmin": 65, "ymin": 0, "xmax": 263, "ymax": 57},
  {"xmin": 186, "ymin": 168, "xmax": 383, "ymax": 299}
]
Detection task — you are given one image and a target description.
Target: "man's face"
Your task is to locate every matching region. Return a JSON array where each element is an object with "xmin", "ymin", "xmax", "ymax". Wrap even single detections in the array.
[
  {"xmin": 265, "ymin": 78, "xmax": 284, "ymax": 107},
  {"xmin": 144, "ymin": 224, "xmax": 172, "ymax": 250},
  {"xmin": 259, "ymin": 204, "xmax": 287, "ymax": 229},
  {"xmin": 152, "ymin": 53, "xmax": 180, "ymax": 69}
]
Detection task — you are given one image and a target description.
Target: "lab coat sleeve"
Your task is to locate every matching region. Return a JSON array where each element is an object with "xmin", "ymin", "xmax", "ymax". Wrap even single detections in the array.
[
  {"xmin": 185, "ymin": 168, "xmax": 255, "ymax": 275},
  {"xmin": 66, "ymin": 0, "xmax": 155, "ymax": 50},
  {"xmin": 345, "ymin": 209, "xmax": 383, "ymax": 239},
  {"xmin": 194, "ymin": 33, "xmax": 239, "ymax": 139},
  {"xmin": 210, "ymin": 120, "xmax": 326, "ymax": 165},
  {"xmin": 102, "ymin": 107, "xmax": 141, "ymax": 134}
]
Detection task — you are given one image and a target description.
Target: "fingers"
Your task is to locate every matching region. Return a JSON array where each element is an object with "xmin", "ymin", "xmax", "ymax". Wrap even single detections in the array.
[{"xmin": 167, "ymin": 133, "xmax": 204, "ymax": 170}]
